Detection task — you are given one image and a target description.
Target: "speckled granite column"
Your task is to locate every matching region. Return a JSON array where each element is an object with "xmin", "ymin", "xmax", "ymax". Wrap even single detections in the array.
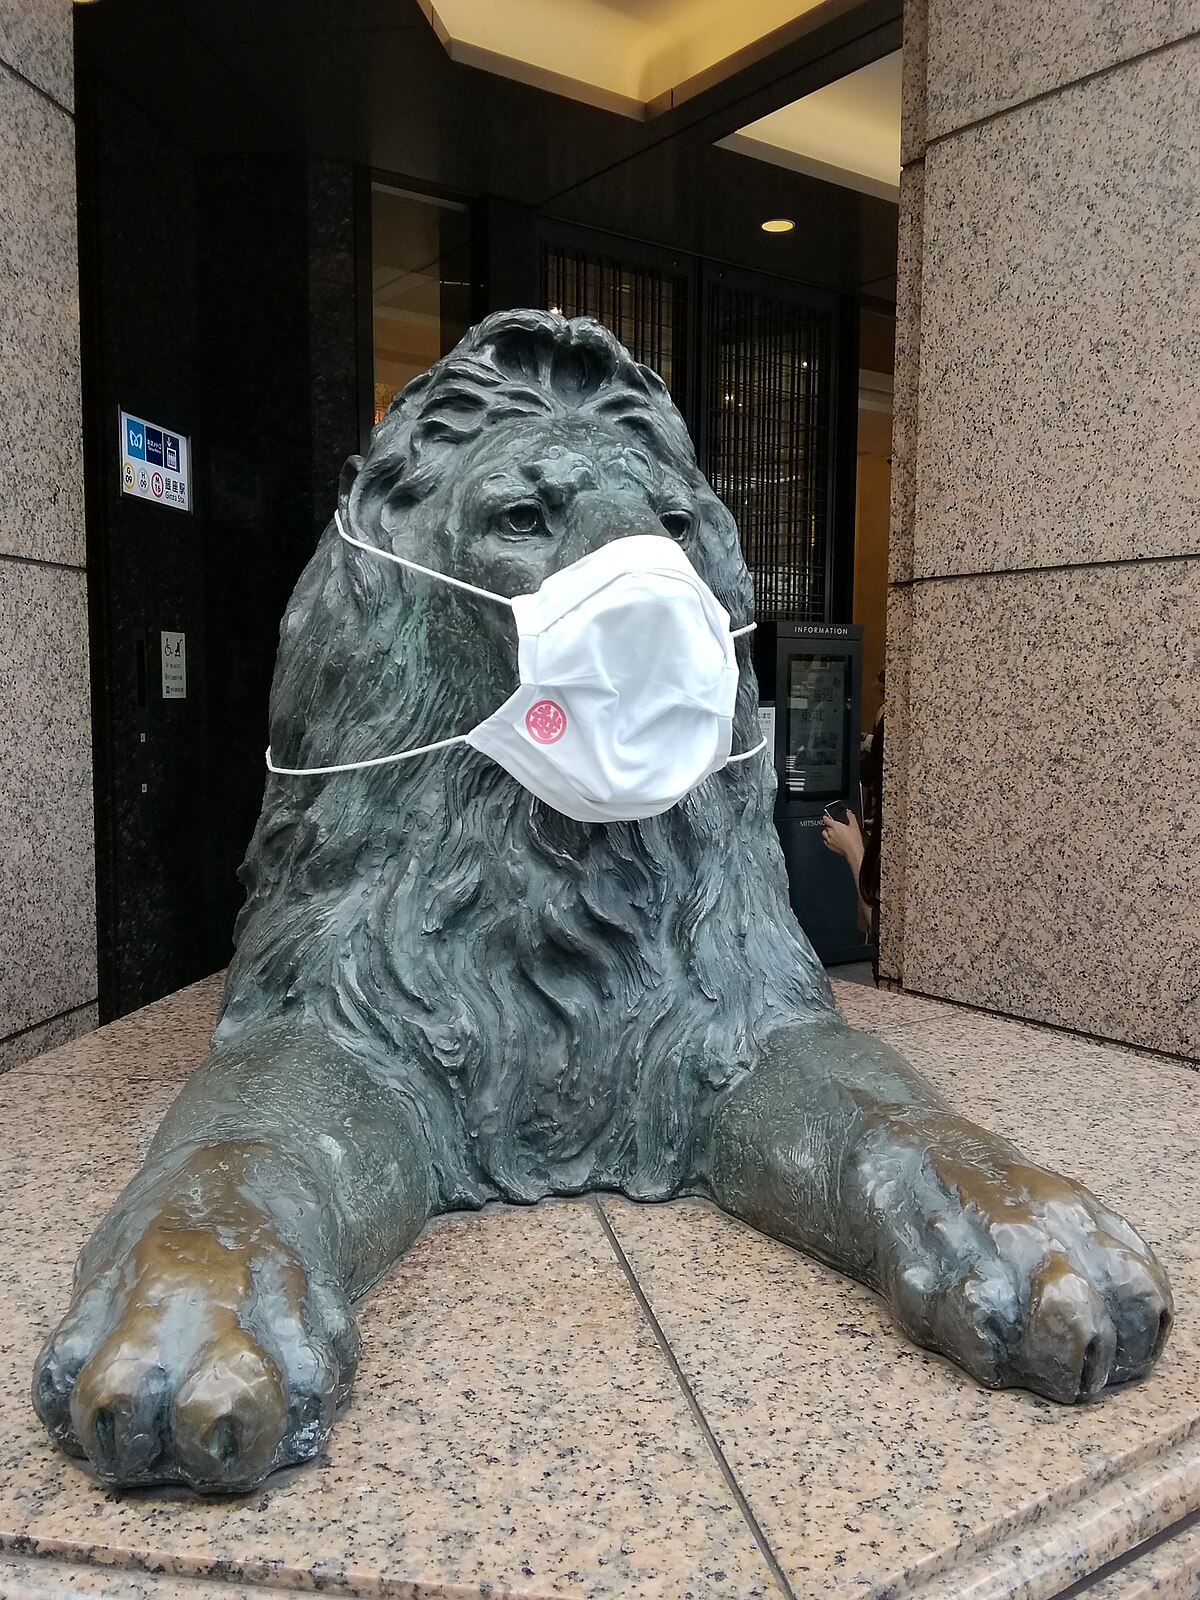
[
  {"xmin": 878, "ymin": 0, "xmax": 926, "ymax": 983},
  {"xmin": 0, "ymin": 1, "xmax": 98, "ymax": 1071},
  {"xmin": 883, "ymin": 0, "xmax": 1200, "ymax": 1056}
]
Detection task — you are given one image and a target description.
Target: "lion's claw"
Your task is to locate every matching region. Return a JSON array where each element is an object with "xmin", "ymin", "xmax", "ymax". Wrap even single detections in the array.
[
  {"xmin": 33, "ymin": 1168, "xmax": 357, "ymax": 1493},
  {"xmin": 865, "ymin": 1113, "xmax": 1172, "ymax": 1403}
]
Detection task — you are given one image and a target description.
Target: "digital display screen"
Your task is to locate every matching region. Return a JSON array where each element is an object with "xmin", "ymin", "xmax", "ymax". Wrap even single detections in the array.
[{"xmin": 784, "ymin": 652, "xmax": 850, "ymax": 800}]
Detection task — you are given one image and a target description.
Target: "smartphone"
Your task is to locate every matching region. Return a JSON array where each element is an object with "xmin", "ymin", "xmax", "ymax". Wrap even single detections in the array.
[{"xmin": 823, "ymin": 800, "xmax": 850, "ymax": 822}]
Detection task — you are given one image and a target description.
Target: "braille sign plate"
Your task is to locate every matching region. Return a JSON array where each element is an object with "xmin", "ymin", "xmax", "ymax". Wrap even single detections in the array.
[{"xmin": 120, "ymin": 410, "xmax": 191, "ymax": 512}]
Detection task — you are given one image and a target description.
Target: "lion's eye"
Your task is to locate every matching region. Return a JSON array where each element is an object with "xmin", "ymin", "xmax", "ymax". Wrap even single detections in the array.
[
  {"xmin": 497, "ymin": 502, "xmax": 546, "ymax": 538},
  {"xmin": 660, "ymin": 508, "xmax": 693, "ymax": 540}
]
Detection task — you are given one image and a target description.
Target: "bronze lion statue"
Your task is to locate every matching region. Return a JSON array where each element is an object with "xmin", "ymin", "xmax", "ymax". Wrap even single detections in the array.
[{"xmin": 33, "ymin": 311, "xmax": 1172, "ymax": 1492}]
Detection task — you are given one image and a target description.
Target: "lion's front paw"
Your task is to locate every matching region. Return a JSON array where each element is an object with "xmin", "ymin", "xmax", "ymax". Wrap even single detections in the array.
[
  {"xmin": 33, "ymin": 1195, "xmax": 360, "ymax": 1492},
  {"xmin": 867, "ymin": 1114, "xmax": 1173, "ymax": 1403}
]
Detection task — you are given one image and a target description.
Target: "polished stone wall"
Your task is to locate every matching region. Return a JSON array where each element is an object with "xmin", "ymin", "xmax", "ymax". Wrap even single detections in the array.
[
  {"xmin": 0, "ymin": 3, "xmax": 98, "ymax": 1069},
  {"xmin": 881, "ymin": 0, "xmax": 1200, "ymax": 1058}
]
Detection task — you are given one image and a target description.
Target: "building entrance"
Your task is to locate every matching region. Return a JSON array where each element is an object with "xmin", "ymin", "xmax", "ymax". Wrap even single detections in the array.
[{"xmin": 75, "ymin": 0, "xmax": 901, "ymax": 1017}]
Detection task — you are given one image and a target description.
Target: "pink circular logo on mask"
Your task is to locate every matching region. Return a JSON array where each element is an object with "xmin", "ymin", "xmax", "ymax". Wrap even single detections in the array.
[{"xmin": 525, "ymin": 699, "xmax": 567, "ymax": 744}]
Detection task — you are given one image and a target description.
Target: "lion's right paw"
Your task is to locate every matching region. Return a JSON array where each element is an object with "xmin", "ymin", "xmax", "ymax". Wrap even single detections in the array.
[
  {"xmin": 869, "ymin": 1113, "xmax": 1172, "ymax": 1404},
  {"xmin": 33, "ymin": 1205, "xmax": 360, "ymax": 1492}
]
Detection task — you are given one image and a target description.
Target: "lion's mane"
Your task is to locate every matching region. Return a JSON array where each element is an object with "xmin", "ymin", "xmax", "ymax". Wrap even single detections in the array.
[{"xmin": 216, "ymin": 310, "xmax": 832, "ymax": 1208}]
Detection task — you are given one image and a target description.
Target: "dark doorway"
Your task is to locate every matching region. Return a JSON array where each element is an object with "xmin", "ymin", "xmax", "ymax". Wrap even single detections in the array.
[
  {"xmin": 76, "ymin": 0, "xmax": 898, "ymax": 1019},
  {"xmin": 370, "ymin": 183, "xmax": 477, "ymax": 426}
]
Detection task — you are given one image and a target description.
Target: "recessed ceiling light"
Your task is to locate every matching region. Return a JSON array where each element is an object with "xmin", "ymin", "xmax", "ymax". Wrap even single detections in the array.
[{"xmin": 761, "ymin": 218, "xmax": 795, "ymax": 234}]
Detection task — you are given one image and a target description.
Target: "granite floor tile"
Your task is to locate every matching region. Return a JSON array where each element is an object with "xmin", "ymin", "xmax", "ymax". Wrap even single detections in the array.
[
  {"xmin": 858, "ymin": 1009, "xmax": 1200, "ymax": 1248},
  {"xmin": 1083, "ymin": 1512, "xmax": 1200, "ymax": 1599},
  {"xmin": 600, "ymin": 1004, "xmax": 1200, "ymax": 1599},
  {"xmin": 902, "ymin": 1434, "xmax": 1200, "ymax": 1600},
  {"xmin": 0, "ymin": 976, "xmax": 782, "ymax": 1599},
  {"xmin": 829, "ymin": 977, "xmax": 946, "ymax": 1033},
  {"xmin": 0, "ymin": 1557, "xmax": 301, "ymax": 1599},
  {"xmin": 4, "ymin": 978, "xmax": 1198, "ymax": 1597}
]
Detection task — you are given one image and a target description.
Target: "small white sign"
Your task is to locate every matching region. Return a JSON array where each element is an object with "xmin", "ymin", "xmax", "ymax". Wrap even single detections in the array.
[
  {"xmin": 120, "ymin": 409, "xmax": 191, "ymax": 512},
  {"xmin": 161, "ymin": 631, "xmax": 186, "ymax": 699},
  {"xmin": 758, "ymin": 703, "xmax": 776, "ymax": 753}
]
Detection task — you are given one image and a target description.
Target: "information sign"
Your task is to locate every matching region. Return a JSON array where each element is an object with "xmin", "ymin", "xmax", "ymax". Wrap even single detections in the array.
[
  {"xmin": 161, "ymin": 631, "xmax": 187, "ymax": 699},
  {"xmin": 120, "ymin": 410, "xmax": 191, "ymax": 512}
]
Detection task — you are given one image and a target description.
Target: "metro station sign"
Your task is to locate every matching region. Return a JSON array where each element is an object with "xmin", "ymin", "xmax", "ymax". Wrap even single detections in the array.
[{"xmin": 119, "ymin": 409, "xmax": 191, "ymax": 512}]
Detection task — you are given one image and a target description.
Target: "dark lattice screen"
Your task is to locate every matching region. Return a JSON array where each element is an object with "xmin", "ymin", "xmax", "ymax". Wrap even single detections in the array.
[
  {"xmin": 543, "ymin": 242, "xmax": 688, "ymax": 406},
  {"xmin": 707, "ymin": 283, "xmax": 834, "ymax": 623}
]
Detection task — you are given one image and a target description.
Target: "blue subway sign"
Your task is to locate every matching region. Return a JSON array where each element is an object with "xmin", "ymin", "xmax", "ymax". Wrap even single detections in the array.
[
  {"xmin": 119, "ymin": 409, "xmax": 191, "ymax": 512},
  {"xmin": 124, "ymin": 415, "xmax": 145, "ymax": 460}
]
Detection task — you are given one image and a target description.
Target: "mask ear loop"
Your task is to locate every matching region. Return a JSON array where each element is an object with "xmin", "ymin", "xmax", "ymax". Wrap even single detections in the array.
[
  {"xmin": 266, "ymin": 511, "xmax": 514, "ymax": 776},
  {"xmin": 725, "ymin": 619, "xmax": 765, "ymax": 759},
  {"xmin": 334, "ymin": 509, "xmax": 514, "ymax": 605},
  {"xmin": 266, "ymin": 731, "xmax": 475, "ymax": 777},
  {"xmin": 269, "ymin": 514, "xmax": 767, "ymax": 775}
]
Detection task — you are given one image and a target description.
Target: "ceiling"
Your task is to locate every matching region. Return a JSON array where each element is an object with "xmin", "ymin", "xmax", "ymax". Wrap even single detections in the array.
[
  {"xmin": 417, "ymin": 0, "xmax": 833, "ymax": 116},
  {"xmin": 76, "ymin": 0, "xmax": 902, "ymax": 298},
  {"xmin": 416, "ymin": 2, "xmax": 902, "ymax": 201},
  {"xmin": 719, "ymin": 48, "xmax": 901, "ymax": 198}
]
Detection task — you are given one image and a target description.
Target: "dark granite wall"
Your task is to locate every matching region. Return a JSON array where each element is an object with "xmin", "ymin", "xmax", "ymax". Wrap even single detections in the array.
[
  {"xmin": 306, "ymin": 160, "xmax": 362, "ymax": 546},
  {"xmin": 81, "ymin": 83, "xmax": 360, "ymax": 1019},
  {"xmin": 81, "ymin": 79, "xmax": 207, "ymax": 1018},
  {"xmin": 196, "ymin": 157, "xmax": 321, "ymax": 965}
]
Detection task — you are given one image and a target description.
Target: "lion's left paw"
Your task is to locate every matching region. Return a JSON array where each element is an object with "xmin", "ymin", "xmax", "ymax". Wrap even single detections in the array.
[{"xmin": 868, "ymin": 1114, "xmax": 1173, "ymax": 1403}]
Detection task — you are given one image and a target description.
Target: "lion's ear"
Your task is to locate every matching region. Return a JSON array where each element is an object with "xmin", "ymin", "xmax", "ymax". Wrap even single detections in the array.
[{"xmin": 338, "ymin": 455, "xmax": 364, "ymax": 512}]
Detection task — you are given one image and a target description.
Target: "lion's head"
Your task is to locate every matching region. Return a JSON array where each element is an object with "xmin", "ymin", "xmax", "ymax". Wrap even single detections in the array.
[
  {"xmin": 289, "ymin": 309, "xmax": 756, "ymax": 754},
  {"xmin": 219, "ymin": 310, "xmax": 831, "ymax": 1206}
]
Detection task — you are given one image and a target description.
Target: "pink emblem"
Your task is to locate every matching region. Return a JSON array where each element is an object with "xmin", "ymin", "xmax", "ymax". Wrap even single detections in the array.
[{"xmin": 525, "ymin": 699, "xmax": 567, "ymax": 744}]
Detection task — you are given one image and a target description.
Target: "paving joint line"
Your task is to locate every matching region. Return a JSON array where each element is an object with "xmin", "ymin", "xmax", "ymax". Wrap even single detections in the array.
[
  {"xmin": 1049, "ymin": 1502, "xmax": 1200, "ymax": 1598},
  {"xmin": 591, "ymin": 1194, "xmax": 797, "ymax": 1600}
]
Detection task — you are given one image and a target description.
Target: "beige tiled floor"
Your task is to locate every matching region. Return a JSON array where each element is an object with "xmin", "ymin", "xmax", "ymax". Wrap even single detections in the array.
[{"xmin": 0, "ymin": 974, "xmax": 1196, "ymax": 1599}]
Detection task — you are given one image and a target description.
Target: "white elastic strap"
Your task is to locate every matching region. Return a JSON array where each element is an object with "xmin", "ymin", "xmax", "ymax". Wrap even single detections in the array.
[
  {"xmin": 267, "ymin": 729, "xmax": 768, "ymax": 780},
  {"xmin": 339, "ymin": 510, "xmax": 757, "ymax": 632},
  {"xmin": 727, "ymin": 736, "xmax": 767, "ymax": 764},
  {"xmin": 336, "ymin": 509, "xmax": 511, "ymax": 606},
  {"xmin": 266, "ymin": 731, "xmax": 471, "ymax": 778}
]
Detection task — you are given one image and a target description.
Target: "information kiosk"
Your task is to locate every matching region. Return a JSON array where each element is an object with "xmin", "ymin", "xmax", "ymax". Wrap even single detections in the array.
[{"xmin": 770, "ymin": 623, "xmax": 869, "ymax": 965}]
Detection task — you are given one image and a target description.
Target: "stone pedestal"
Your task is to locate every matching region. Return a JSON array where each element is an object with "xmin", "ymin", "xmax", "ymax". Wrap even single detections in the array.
[{"xmin": 1, "ymin": 976, "xmax": 1196, "ymax": 1597}]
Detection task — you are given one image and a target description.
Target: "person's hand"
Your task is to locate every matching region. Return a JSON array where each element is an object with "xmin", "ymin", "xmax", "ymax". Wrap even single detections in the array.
[{"xmin": 822, "ymin": 808, "xmax": 865, "ymax": 874}]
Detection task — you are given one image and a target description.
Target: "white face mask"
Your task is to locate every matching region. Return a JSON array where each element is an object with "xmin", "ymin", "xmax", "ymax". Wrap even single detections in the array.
[{"xmin": 265, "ymin": 510, "xmax": 765, "ymax": 824}]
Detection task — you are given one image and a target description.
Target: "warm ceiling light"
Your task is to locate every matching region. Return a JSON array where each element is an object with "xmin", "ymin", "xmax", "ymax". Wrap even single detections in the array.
[{"xmin": 761, "ymin": 218, "xmax": 796, "ymax": 233}]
